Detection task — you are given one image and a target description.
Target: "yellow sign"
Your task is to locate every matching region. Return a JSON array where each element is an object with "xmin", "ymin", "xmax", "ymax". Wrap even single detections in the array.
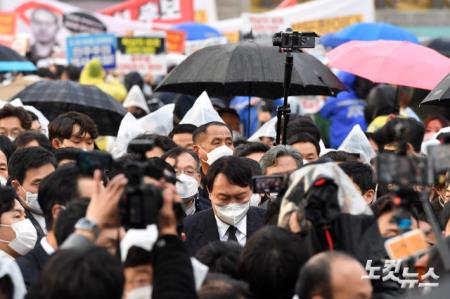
[{"xmin": 291, "ymin": 14, "xmax": 364, "ymax": 35}]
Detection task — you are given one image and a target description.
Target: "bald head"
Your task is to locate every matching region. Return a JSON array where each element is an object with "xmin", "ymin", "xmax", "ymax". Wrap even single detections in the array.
[{"xmin": 296, "ymin": 251, "xmax": 372, "ymax": 299}]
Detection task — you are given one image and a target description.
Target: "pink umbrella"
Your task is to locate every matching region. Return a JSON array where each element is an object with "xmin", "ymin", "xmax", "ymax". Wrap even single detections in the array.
[{"xmin": 326, "ymin": 40, "xmax": 450, "ymax": 90}]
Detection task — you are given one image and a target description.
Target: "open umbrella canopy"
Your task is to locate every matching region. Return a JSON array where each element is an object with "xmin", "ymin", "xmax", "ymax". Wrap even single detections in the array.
[
  {"xmin": 320, "ymin": 22, "xmax": 418, "ymax": 48},
  {"xmin": 156, "ymin": 41, "xmax": 345, "ymax": 98},
  {"xmin": 172, "ymin": 22, "xmax": 222, "ymax": 41},
  {"xmin": 327, "ymin": 40, "xmax": 450, "ymax": 90},
  {"xmin": 11, "ymin": 80, "xmax": 127, "ymax": 136},
  {"xmin": 427, "ymin": 38, "xmax": 450, "ymax": 57},
  {"xmin": 0, "ymin": 45, "xmax": 36, "ymax": 72},
  {"xmin": 420, "ymin": 73, "xmax": 450, "ymax": 106}
]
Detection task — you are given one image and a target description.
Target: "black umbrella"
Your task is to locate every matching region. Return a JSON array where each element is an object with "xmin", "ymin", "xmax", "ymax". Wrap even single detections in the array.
[
  {"xmin": 427, "ymin": 38, "xmax": 450, "ymax": 57},
  {"xmin": 156, "ymin": 41, "xmax": 345, "ymax": 98},
  {"xmin": 0, "ymin": 45, "xmax": 36, "ymax": 72},
  {"xmin": 11, "ymin": 80, "xmax": 126, "ymax": 136},
  {"xmin": 420, "ymin": 73, "xmax": 450, "ymax": 107}
]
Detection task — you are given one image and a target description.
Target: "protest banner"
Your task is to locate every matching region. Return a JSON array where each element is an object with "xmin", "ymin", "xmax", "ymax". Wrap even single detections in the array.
[
  {"xmin": 117, "ymin": 36, "xmax": 165, "ymax": 55},
  {"xmin": 166, "ymin": 30, "xmax": 186, "ymax": 53},
  {"xmin": 242, "ymin": 0, "xmax": 375, "ymax": 43},
  {"xmin": 116, "ymin": 53, "xmax": 167, "ymax": 77},
  {"xmin": 66, "ymin": 33, "xmax": 117, "ymax": 69},
  {"xmin": 116, "ymin": 34, "xmax": 167, "ymax": 76},
  {"xmin": 99, "ymin": 0, "xmax": 194, "ymax": 25},
  {"xmin": 0, "ymin": 12, "xmax": 16, "ymax": 38}
]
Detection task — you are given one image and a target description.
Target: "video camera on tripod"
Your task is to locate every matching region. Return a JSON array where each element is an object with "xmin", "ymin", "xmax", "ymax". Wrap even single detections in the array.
[{"xmin": 272, "ymin": 29, "xmax": 319, "ymax": 145}]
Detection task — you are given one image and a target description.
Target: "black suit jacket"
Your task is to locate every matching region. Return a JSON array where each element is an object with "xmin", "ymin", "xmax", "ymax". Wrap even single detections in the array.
[
  {"xmin": 183, "ymin": 207, "xmax": 265, "ymax": 256},
  {"xmin": 16, "ymin": 240, "xmax": 51, "ymax": 288}
]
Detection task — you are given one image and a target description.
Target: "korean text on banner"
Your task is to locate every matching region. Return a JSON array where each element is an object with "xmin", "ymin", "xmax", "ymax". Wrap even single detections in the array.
[
  {"xmin": 118, "ymin": 36, "xmax": 165, "ymax": 55},
  {"xmin": 166, "ymin": 30, "xmax": 186, "ymax": 54},
  {"xmin": 243, "ymin": 0, "xmax": 375, "ymax": 42},
  {"xmin": 66, "ymin": 33, "xmax": 117, "ymax": 69}
]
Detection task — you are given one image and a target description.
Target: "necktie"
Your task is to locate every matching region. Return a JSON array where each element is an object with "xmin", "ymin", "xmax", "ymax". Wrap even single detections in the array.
[{"xmin": 227, "ymin": 225, "xmax": 238, "ymax": 242}]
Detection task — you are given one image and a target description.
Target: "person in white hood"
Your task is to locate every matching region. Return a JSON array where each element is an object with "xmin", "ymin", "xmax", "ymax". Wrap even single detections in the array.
[{"xmin": 123, "ymin": 85, "xmax": 150, "ymax": 119}]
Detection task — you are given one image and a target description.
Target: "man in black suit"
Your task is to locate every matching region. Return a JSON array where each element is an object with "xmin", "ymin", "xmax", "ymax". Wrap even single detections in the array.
[
  {"xmin": 16, "ymin": 165, "xmax": 93, "ymax": 288},
  {"xmin": 184, "ymin": 156, "xmax": 265, "ymax": 255}
]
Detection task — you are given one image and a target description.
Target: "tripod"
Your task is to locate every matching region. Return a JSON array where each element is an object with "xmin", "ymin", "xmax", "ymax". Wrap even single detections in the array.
[{"xmin": 275, "ymin": 50, "xmax": 293, "ymax": 145}]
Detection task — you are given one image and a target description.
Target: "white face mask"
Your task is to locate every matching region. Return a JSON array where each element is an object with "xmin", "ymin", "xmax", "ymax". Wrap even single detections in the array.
[
  {"xmin": 214, "ymin": 201, "xmax": 250, "ymax": 226},
  {"xmin": 0, "ymin": 219, "xmax": 37, "ymax": 255},
  {"xmin": 127, "ymin": 285, "xmax": 152, "ymax": 299},
  {"xmin": 203, "ymin": 145, "xmax": 233, "ymax": 165},
  {"xmin": 176, "ymin": 174, "xmax": 199, "ymax": 199},
  {"xmin": 7, "ymin": 136, "xmax": 15, "ymax": 142},
  {"xmin": 0, "ymin": 176, "xmax": 6, "ymax": 186},
  {"xmin": 25, "ymin": 191, "xmax": 42, "ymax": 214},
  {"xmin": 249, "ymin": 194, "xmax": 261, "ymax": 207},
  {"xmin": 302, "ymin": 159, "xmax": 309, "ymax": 165}
]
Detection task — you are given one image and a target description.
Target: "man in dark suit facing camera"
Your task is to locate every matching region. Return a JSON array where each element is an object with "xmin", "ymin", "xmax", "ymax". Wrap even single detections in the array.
[{"xmin": 183, "ymin": 156, "xmax": 265, "ymax": 255}]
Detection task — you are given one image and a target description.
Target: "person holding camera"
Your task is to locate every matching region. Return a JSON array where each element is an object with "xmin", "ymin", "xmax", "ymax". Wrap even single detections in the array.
[{"xmin": 183, "ymin": 156, "xmax": 265, "ymax": 256}]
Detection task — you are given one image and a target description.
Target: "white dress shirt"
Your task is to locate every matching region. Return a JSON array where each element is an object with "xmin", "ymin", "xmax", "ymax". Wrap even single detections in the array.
[
  {"xmin": 40, "ymin": 237, "xmax": 55, "ymax": 255},
  {"xmin": 215, "ymin": 215, "xmax": 247, "ymax": 247}
]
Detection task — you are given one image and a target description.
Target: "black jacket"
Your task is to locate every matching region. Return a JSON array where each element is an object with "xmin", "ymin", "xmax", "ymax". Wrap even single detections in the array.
[
  {"xmin": 152, "ymin": 235, "xmax": 198, "ymax": 299},
  {"xmin": 16, "ymin": 240, "xmax": 51, "ymax": 288},
  {"xmin": 183, "ymin": 207, "xmax": 265, "ymax": 256}
]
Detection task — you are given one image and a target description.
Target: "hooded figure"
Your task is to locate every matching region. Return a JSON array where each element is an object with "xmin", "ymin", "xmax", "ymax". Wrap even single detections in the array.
[
  {"xmin": 338, "ymin": 125, "xmax": 376, "ymax": 164},
  {"xmin": 320, "ymin": 72, "xmax": 367, "ymax": 148},
  {"xmin": 123, "ymin": 85, "xmax": 150, "ymax": 118},
  {"xmin": 79, "ymin": 59, "xmax": 127, "ymax": 102}
]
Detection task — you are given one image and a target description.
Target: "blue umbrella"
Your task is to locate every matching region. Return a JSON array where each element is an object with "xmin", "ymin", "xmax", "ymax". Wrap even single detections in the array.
[
  {"xmin": 173, "ymin": 22, "xmax": 222, "ymax": 41},
  {"xmin": 321, "ymin": 22, "xmax": 419, "ymax": 48},
  {"xmin": 0, "ymin": 45, "xmax": 36, "ymax": 72}
]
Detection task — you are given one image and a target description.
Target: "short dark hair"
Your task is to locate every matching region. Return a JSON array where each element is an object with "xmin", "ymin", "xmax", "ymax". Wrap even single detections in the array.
[
  {"xmin": 0, "ymin": 186, "xmax": 17, "ymax": 217},
  {"xmin": 196, "ymin": 241, "xmax": 243, "ymax": 279},
  {"xmin": 233, "ymin": 142, "xmax": 269, "ymax": 158},
  {"xmin": 205, "ymin": 156, "xmax": 253, "ymax": 192},
  {"xmin": 288, "ymin": 132, "xmax": 321, "ymax": 156},
  {"xmin": 296, "ymin": 251, "xmax": 355, "ymax": 299},
  {"xmin": 38, "ymin": 165, "xmax": 83, "ymax": 229},
  {"xmin": 54, "ymin": 147, "xmax": 83, "ymax": 164},
  {"xmin": 0, "ymin": 105, "xmax": 32, "ymax": 130},
  {"xmin": 239, "ymin": 226, "xmax": 312, "ymax": 299},
  {"xmin": 28, "ymin": 247, "xmax": 124, "ymax": 299},
  {"xmin": 8, "ymin": 147, "xmax": 56, "ymax": 184},
  {"xmin": 217, "ymin": 108, "xmax": 240, "ymax": 120},
  {"xmin": 193, "ymin": 122, "xmax": 232, "ymax": 144},
  {"xmin": 160, "ymin": 147, "xmax": 201, "ymax": 171},
  {"xmin": 286, "ymin": 116, "xmax": 321, "ymax": 142},
  {"xmin": 128, "ymin": 134, "xmax": 177, "ymax": 154},
  {"xmin": 169, "ymin": 124, "xmax": 197, "ymax": 138},
  {"xmin": 124, "ymin": 72, "xmax": 144, "ymax": 91},
  {"xmin": 54, "ymin": 199, "xmax": 88, "ymax": 246},
  {"xmin": 373, "ymin": 118, "xmax": 425, "ymax": 153},
  {"xmin": 339, "ymin": 161, "xmax": 375, "ymax": 193},
  {"xmin": 48, "ymin": 112, "xmax": 98, "ymax": 142},
  {"xmin": 198, "ymin": 278, "xmax": 243, "ymax": 299},
  {"xmin": 0, "ymin": 135, "xmax": 15, "ymax": 161},
  {"xmin": 14, "ymin": 131, "xmax": 52, "ymax": 152},
  {"xmin": 319, "ymin": 150, "xmax": 360, "ymax": 163},
  {"xmin": 64, "ymin": 65, "xmax": 81, "ymax": 82}
]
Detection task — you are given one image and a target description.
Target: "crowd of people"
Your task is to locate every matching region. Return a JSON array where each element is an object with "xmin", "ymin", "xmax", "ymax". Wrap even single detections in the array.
[{"xmin": 0, "ymin": 54, "xmax": 449, "ymax": 299}]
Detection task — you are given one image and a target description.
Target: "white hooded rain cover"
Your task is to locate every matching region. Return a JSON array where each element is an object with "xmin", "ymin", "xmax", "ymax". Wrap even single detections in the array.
[
  {"xmin": 123, "ymin": 85, "xmax": 150, "ymax": 114},
  {"xmin": 138, "ymin": 104, "xmax": 174, "ymax": 136},
  {"xmin": 179, "ymin": 91, "xmax": 224, "ymax": 126},
  {"xmin": 338, "ymin": 125, "xmax": 376, "ymax": 164}
]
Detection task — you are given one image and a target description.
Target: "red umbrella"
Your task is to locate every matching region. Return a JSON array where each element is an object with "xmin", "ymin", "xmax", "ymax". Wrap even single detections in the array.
[{"xmin": 326, "ymin": 40, "xmax": 450, "ymax": 90}]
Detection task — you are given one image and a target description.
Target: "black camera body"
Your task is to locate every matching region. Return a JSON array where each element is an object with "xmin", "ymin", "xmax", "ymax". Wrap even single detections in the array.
[
  {"xmin": 272, "ymin": 29, "xmax": 318, "ymax": 51},
  {"xmin": 120, "ymin": 161, "xmax": 163, "ymax": 229}
]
